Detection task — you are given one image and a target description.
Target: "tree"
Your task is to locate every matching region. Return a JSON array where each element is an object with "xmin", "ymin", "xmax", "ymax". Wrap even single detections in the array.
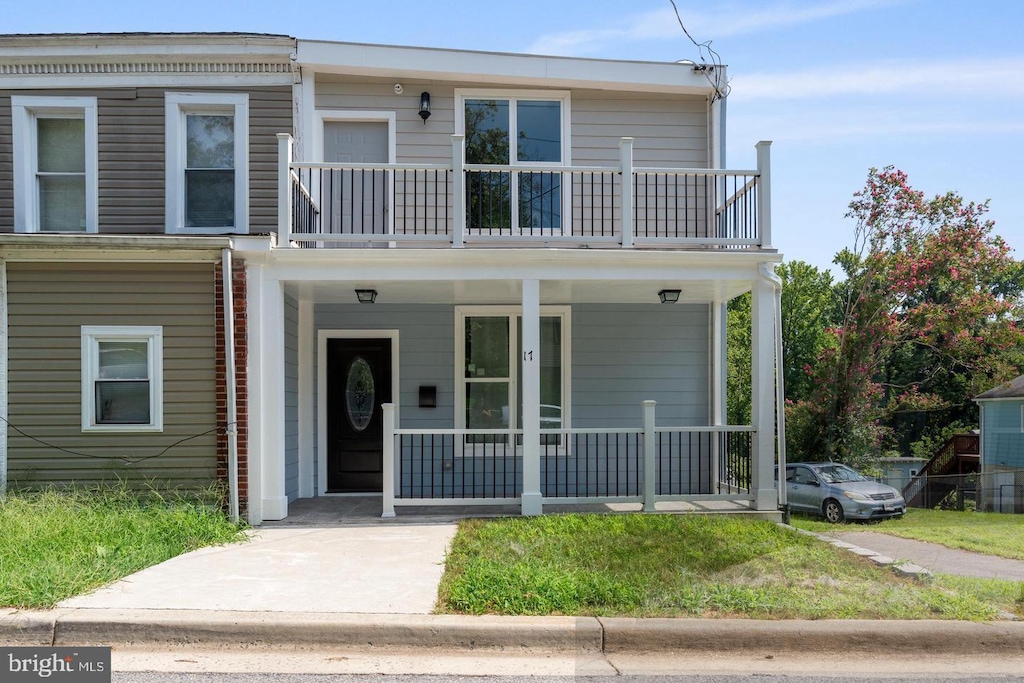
[
  {"xmin": 788, "ymin": 167, "xmax": 1024, "ymax": 467},
  {"xmin": 726, "ymin": 260, "xmax": 836, "ymax": 426}
]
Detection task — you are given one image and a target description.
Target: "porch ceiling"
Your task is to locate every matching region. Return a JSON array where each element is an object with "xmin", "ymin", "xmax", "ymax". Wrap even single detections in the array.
[{"xmin": 285, "ymin": 279, "xmax": 752, "ymax": 305}]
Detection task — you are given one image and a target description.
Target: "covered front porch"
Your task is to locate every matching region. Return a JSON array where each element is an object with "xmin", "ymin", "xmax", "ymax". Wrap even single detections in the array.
[{"xmin": 236, "ymin": 243, "xmax": 783, "ymax": 524}]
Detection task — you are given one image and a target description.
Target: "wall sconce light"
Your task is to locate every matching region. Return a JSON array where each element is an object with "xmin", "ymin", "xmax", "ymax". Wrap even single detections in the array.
[
  {"xmin": 658, "ymin": 289, "xmax": 681, "ymax": 304},
  {"xmin": 355, "ymin": 289, "xmax": 378, "ymax": 304},
  {"xmin": 418, "ymin": 92, "xmax": 431, "ymax": 122}
]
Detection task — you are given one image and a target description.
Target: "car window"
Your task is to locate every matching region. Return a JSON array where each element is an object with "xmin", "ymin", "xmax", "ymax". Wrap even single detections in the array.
[
  {"xmin": 793, "ymin": 467, "xmax": 816, "ymax": 485},
  {"xmin": 817, "ymin": 464, "xmax": 868, "ymax": 484}
]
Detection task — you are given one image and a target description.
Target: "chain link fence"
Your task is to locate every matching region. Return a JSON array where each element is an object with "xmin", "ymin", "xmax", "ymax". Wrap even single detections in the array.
[{"xmin": 881, "ymin": 470, "xmax": 1024, "ymax": 513}]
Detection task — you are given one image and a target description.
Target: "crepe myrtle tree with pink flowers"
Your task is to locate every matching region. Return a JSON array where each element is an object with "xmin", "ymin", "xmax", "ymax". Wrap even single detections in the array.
[{"xmin": 785, "ymin": 166, "xmax": 1024, "ymax": 468}]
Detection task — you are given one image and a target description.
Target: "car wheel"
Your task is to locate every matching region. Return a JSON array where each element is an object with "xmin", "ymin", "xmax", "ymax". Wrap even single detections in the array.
[{"xmin": 823, "ymin": 499, "xmax": 845, "ymax": 523}]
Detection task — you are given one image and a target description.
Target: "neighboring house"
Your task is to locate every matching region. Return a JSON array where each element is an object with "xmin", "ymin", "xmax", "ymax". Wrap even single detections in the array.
[
  {"xmin": 876, "ymin": 456, "xmax": 927, "ymax": 491},
  {"xmin": 975, "ymin": 376, "xmax": 1024, "ymax": 513},
  {"xmin": 0, "ymin": 33, "xmax": 296, "ymax": 517},
  {"xmin": 0, "ymin": 33, "xmax": 785, "ymax": 525}
]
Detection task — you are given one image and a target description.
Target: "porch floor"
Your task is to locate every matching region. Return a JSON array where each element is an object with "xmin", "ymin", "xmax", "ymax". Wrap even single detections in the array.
[{"xmin": 262, "ymin": 496, "xmax": 780, "ymax": 526}]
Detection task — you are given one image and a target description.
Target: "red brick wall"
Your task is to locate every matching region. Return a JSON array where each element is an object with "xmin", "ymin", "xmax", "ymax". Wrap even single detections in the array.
[{"xmin": 215, "ymin": 257, "xmax": 248, "ymax": 517}]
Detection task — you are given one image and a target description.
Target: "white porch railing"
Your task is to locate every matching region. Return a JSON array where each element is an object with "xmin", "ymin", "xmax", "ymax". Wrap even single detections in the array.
[
  {"xmin": 381, "ymin": 401, "xmax": 755, "ymax": 517},
  {"xmin": 279, "ymin": 135, "xmax": 772, "ymax": 250}
]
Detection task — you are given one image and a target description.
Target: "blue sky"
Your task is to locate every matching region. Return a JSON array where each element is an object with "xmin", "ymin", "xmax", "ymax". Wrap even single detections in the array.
[{"xmin": 6, "ymin": 0, "xmax": 1022, "ymax": 273}]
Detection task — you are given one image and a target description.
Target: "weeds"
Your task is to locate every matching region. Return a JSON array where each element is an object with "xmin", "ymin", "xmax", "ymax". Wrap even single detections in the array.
[{"xmin": 0, "ymin": 485, "xmax": 245, "ymax": 608}]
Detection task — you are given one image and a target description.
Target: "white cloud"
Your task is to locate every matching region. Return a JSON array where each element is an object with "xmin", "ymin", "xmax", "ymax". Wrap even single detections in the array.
[
  {"xmin": 525, "ymin": 0, "xmax": 904, "ymax": 56},
  {"xmin": 730, "ymin": 57, "xmax": 1024, "ymax": 102}
]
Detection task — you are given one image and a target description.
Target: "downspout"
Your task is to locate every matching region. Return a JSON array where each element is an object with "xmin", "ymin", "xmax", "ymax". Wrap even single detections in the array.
[
  {"xmin": 758, "ymin": 263, "xmax": 786, "ymax": 512},
  {"xmin": 222, "ymin": 247, "xmax": 240, "ymax": 524}
]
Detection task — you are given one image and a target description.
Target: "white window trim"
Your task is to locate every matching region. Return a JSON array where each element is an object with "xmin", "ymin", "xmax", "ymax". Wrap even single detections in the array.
[
  {"xmin": 455, "ymin": 89, "xmax": 572, "ymax": 235},
  {"xmin": 165, "ymin": 92, "xmax": 249, "ymax": 235},
  {"xmin": 11, "ymin": 96, "xmax": 98, "ymax": 234},
  {"xmin": 454, "ymin": 89, "xmax": 572, "ymax": 166},
  {"xmin": 81, "ymin": 326, "xmax": 163, "ymax": 433},
  {"xmin": 454, "ymin": 305, "xmax": 572, "ymax": 445}
]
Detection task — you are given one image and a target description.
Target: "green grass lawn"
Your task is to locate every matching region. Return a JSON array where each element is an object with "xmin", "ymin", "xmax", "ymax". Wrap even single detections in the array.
[
  {"xmin": 437, "ymin": 513, "xmax": 1024, "ymax": 620},
  {"xmin": 790, "ymin": 509, "xmax": 1024, "ymax": 561},
  {"xmin": 0, "ymin": 488, "xmax": 245, "ymax": 608}
]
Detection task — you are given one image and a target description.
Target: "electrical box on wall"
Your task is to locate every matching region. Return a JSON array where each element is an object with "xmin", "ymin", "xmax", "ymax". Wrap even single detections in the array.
[{"xmin": 419, "ymin": 385, "xmax": 437, "ymax": 408}]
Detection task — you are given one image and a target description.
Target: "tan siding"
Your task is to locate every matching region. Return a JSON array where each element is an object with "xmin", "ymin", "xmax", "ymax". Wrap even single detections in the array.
[
  {"xmin": 6, "ymin": 262, "xmax": 218, "ymax": 490},
  {"xmin": 0, "ymin": 85, "xmax": 292, "ymax": 235},
  {"xmin": 314, "ymin": 75, "xmax": 709, "ymax": 168}
]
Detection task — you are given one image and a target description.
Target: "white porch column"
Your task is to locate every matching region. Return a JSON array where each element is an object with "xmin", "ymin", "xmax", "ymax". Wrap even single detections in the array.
[
  {"xmin": 751, "ymin": 274, "xmax": 777, "ymax": 511},
  {"xmin": 252, "ymin": 267, "xmax": 288, "ymax": 521},
  {"xmin": 520, "ymin": 279, "xmax": 542, "ymax": 515},
  {"xmin": 711, "ymin": 301, "xmax": 727, "ymax": 488}
]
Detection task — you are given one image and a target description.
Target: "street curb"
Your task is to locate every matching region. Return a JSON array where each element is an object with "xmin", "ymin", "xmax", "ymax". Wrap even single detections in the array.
[
  {"xmin": 47, "ymin": 610, "xmax": 603, "ymax": 653},
  {"xmin": 598, "ymin": 618, "xmax": 1024, "ymax": 654},
  {"xmin": 3, "ymin": 609, "xmax": 1024, "ymax": 655}
]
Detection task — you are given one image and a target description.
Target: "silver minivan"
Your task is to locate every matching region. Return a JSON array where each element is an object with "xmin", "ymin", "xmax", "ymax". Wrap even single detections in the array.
[{"xmin": 784, "ymin": 462, "xmax": 906, "ymax": 523}]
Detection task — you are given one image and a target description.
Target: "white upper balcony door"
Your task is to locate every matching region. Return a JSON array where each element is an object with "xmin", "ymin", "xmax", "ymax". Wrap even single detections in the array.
[
  {"xmin": 458, "ymin": 91, "xmax": 571, "ymax": 237},
  {"xmin": 324, "ymin": 120, "xmax": 390, "ymax": 238}
]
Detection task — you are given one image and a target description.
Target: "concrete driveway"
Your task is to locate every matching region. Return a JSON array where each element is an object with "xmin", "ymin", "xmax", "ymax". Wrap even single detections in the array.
[
  {"xmin": 826, "ymin": 530, "xmax": 1024, "ymax": 581},
  {"xmin": 60, "ymin": 524, "xmax": 457, "ymax": 614}
]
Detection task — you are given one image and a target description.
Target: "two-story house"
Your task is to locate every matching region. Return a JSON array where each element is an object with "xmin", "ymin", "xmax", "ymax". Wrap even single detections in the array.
[{"xmin": 0, "ymin": 33, "xmax": 784, "ymax": 525}]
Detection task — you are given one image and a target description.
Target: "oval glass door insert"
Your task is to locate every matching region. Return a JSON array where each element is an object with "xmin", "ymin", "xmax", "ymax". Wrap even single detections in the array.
[{"xmin": 345, "ymin": 357, "xmax": 375, "ymax": 431}]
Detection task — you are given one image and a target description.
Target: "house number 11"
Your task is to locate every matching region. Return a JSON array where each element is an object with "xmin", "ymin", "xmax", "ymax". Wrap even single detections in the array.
[{"xmin": 523, "ymin": 350, "xmax": 534, "ymax": 361}]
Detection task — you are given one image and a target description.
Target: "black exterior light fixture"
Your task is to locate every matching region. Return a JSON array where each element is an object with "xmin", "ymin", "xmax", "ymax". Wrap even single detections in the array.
[
  {"xmin": 355, "ymin": 288, "xmax": 378, "ymax": 304},
  {"xmin": 658, "ymin": 289, "xmax": 681, "ymax": 304},
  {"xmin": 418, "ymin": 92, "xmax": 431, "ymax": 122}
]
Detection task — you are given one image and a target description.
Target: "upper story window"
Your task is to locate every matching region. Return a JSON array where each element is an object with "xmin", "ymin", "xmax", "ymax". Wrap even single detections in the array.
[
  {"xmin": 165, "ymin": 92, "xmax": 249, "ymax": 234},
  {"xmin": 456, "ymin": 91, "xmax": 570, "ymax": 234},
  {"xmin": 11, "ymin": 96, "xmax": 98, "ymax": 233}
]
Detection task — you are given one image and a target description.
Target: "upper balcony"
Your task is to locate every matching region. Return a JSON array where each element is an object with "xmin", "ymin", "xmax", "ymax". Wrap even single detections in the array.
[{"xmin": 278, "ymin": 134, "xmax": 772, "ymax": 251}]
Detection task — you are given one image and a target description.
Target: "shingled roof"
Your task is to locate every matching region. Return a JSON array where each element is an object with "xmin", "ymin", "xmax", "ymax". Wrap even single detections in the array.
[{"xmin": 976, "ymin": 375, "xmax": 1024, "ymax": 400}]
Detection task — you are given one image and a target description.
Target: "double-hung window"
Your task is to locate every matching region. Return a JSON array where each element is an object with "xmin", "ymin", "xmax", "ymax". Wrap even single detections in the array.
[
  {"xmin": 11, "ymin": 96, "xmax": 98, "ymax": 233},
  {"xmin": 456, "ymin": 306, "xmax": 570, "ymax": 445},
  {"xmin": 81, "ymin": 326, "xmax": 163, "ymax": 432},
  {"xmin": 165, "ymin": 92, "xmax": 248, "ymax": 234},
  {"xmin": 457, "ymin": 91, "xmax": 569, "ymax": 234}
]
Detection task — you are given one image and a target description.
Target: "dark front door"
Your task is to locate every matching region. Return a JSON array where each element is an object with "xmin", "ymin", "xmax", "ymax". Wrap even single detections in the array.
[{"xmin": 327, "ymin": 338, "xmax": 392, "ymax": 492}]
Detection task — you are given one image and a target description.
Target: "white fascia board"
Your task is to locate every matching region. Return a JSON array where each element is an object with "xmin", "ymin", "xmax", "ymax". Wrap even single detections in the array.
[
  {"xmin": 0, "ymin": 34, "xmax": 295, "ymax": 59},
  {"xmin": 297, "ymin": 40, "xmax": 717, "ymax": 95},
  {"xmin": 266, "ymin": 248, "xmax": 780, "ymax": 283}
]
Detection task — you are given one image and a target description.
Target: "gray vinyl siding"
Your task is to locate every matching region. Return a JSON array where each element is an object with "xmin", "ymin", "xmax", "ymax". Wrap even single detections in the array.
[
  {"xmin": 0, "ymin": 86, "xmax": 292, "ymax": 234},
  {"xmin": 5, "ymin": 262, "xmax": 217, "ymax": 489},
  {"xmin": 284, "ymin": 293, "xmax": 300, "ymax": 502},
  {"xmin": 313, "ymin": 76, "xmax": 709, "ymax": 167},
  {"xmin": 310, "ymin": 303, "xmax": 710, "ymax": 497},
  {"xmin": 981, "ymin": 401, "xmax": 1024, "ymax": 470},
  {"xmin": 572, "ymin": 304, "xmax": 710, "ymax": 427}
]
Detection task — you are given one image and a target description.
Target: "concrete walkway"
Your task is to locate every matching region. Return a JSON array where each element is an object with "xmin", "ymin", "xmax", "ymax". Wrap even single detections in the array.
[
  {"xmin": 60, "ymin": 524, "xmax": 457, "ymax": 614},
  {"xmin": 825, "ymin": 531, "xmax": 1024, "ymax": 581}
]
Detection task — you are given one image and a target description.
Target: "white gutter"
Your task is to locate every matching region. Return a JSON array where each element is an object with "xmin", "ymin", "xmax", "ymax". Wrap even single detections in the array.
[
  {"xmin": 759, "ymin": 263, "xmax": 786, "ymax": 508},
  {"xmin": 222, "ymin": 248, "xmax": 240, "ymax": 523}
]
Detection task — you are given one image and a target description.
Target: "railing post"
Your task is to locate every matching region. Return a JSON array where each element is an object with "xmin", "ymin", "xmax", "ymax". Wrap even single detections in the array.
[
  {"xmin": 643, "ymin": 400, "xmax": 657, "ymax": 512},
  {"xmin": 755, "ymin": 140, "xmax": 772, "ymax": 249},
  {"xmin": 452, "ymin": 134, "xmax": 466, "ymax": 248},
  {"xmin": 382, "ymin": 403, "xmax": 396, "ymax": 518},
  {"xmin": 619, "ymin": 137, "xmax": 634, "ymax": 248},
  {"xmin": 277, "ymin": 133, "xmax": 293, "ymax": 248}
]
